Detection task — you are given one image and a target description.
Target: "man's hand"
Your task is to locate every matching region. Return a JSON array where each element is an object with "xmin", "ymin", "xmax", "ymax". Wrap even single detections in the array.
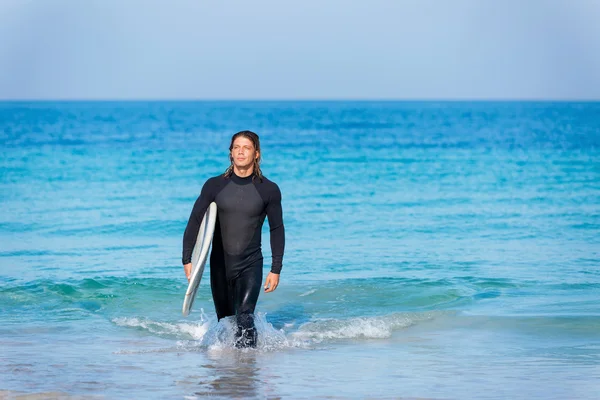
[
  {"xmin": 264, "ymin": 272, "xmax": 280, "ymax": 293},
  {"xmin": 183, "ymin": 263, "xmax": 192, "ymax": 282}
]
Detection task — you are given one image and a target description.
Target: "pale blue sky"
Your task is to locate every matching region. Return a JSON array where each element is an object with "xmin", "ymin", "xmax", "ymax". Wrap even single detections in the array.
[{"xmin": 0, "ymin": 0, "xmax": 599, "ymax": 100}]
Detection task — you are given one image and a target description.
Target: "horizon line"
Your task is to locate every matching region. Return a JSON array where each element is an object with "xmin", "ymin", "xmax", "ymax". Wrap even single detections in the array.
[{"xmin": 0, "ymin": 97, "xmax": 599, "ymax": 103}]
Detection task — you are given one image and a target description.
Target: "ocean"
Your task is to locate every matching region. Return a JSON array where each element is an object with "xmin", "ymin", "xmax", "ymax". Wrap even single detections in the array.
[{"xmin": 1, "ymin": 101, "xmax": 599, "ymax": 399}]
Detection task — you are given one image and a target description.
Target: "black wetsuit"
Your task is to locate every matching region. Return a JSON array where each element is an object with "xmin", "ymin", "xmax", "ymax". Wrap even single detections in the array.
[{"xmin": 182, "ymin": 172, "xmax": 285, "ymax": 347}]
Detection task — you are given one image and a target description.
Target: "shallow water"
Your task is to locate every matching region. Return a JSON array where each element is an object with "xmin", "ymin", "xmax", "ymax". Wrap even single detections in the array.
[{"xmin": 1, "ymin": 101, "xmax": 599, "ymax": 399}]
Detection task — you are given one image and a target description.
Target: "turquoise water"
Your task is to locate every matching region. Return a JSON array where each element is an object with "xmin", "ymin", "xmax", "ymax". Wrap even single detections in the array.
[{"xmin": 1, "ymin": 101, "xmax": 599, "ymax": 399}]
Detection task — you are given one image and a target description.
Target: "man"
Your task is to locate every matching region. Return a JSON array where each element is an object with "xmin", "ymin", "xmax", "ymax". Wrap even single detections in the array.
[{"xmin": 182, "ymin": 130, "xmax": 285, "ymax": 348}]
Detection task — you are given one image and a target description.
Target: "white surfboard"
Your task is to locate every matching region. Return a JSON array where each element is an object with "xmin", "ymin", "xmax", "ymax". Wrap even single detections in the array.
[{"xmin": 182, "ymin": 202, "xmax": 217, "ymax": 317}]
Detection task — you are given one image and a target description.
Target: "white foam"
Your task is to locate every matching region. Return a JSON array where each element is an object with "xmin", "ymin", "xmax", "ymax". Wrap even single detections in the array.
[
  {"xmin": 113, "ymin": 311, "xmax": 444, "ymax": 350},
  {"xmin": 292, "ymin": 311, "xmax": 440, "ymax": 342},
  {"xmin": 200, "ymin": 313, "xmax": 309, "ymax": 352},
  {"xmin": 113, "ymin": 309, "xmax": 210, "ymax": 340},
  {"xmin": 112, "ymin": 311, "xmax": 306, "ymax": 351},
  {"xmin": 299, "ymin": 289, "xmax": 317, "ymax": 297}
]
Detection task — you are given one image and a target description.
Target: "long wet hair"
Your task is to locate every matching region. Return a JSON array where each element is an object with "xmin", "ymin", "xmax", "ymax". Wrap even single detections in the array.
[{"xmin": 223, "ymin": 130, "xmax": 263, "ymax": 181}]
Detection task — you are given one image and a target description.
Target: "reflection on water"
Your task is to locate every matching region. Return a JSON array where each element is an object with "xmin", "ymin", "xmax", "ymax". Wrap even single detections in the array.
[{"xmin": 192, "ymin": 350, "xmax": 263, "ymax": 399}]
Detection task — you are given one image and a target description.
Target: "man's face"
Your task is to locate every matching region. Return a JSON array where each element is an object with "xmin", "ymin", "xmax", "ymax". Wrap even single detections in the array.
[{"xmin": 231, "ymin": 137, "xmax": 258, "ymax": 170}]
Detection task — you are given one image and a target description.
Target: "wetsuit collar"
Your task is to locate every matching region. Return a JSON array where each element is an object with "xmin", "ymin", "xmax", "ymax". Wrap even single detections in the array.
[{"xmin": 231, "ymin": 171, "xmax": 254, "ymax": 185}]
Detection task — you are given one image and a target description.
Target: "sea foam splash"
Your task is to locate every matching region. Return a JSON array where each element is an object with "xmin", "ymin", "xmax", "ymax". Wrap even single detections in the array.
[
  {"xmin": 291, "ymin": 311, "xmax": 441, "ymax": 342},
  {"xmin": 112, "ymin": 310, "xmax": 445, "ymax": 351},
  {"xmin": 113, "ymin": 309, "xmax": 212, "ymax": 340}
]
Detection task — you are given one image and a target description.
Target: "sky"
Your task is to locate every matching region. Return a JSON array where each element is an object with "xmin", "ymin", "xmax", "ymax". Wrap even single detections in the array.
[{"xmin": 0, "ymin": 0, "xmax": 599, "ymax": 100}]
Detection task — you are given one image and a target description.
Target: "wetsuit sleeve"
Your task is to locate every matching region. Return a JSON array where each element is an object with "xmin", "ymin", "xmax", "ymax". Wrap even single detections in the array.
[
  {"xmin": 266, "ymin": 183, "xmax": 285, "ymax": 274},
  {"xmin": 182, "ymin": 179, "xmax": 215, "ymax": 265}
]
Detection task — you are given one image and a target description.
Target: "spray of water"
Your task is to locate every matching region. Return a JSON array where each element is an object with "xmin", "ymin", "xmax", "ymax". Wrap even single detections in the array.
[{"xmin": 113, "ymin": 309, "xmax": 446, "ymax": 352}]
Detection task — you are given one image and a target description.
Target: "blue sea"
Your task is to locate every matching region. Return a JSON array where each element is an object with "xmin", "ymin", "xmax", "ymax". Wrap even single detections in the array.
[{"xmin": 1, "ymin": 101, "xmax": 599, "ymax": 399}]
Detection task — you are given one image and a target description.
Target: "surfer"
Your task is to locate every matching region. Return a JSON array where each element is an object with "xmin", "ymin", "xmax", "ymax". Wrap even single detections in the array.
[{"xmin": 182, "ymin": 130, "xmax": 285, "ymax": 348}]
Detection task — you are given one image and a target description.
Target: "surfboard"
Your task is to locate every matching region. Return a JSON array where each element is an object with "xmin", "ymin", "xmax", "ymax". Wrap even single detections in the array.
[{"xmin": 182, "ymin": 202, "xmax": 217, "ymax": 317}]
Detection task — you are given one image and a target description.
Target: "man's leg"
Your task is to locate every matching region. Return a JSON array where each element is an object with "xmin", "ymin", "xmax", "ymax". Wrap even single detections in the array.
[
  {"xmin": 210, "ymin": 259, "xmax": 234, "ymax": 321},
  {"xmin": 233, "ymin": 260, "xmax": 263, "ymax": 348}
]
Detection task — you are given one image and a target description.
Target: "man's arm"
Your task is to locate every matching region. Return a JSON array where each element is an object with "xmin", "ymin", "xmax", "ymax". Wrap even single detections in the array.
[
  {"xmin": 182, "ymin": 180, "xmax": 214, "ymax": 269},
  {"xmin": 266, "ymin": 183, "xmax": 285, "ymax": 274}
]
